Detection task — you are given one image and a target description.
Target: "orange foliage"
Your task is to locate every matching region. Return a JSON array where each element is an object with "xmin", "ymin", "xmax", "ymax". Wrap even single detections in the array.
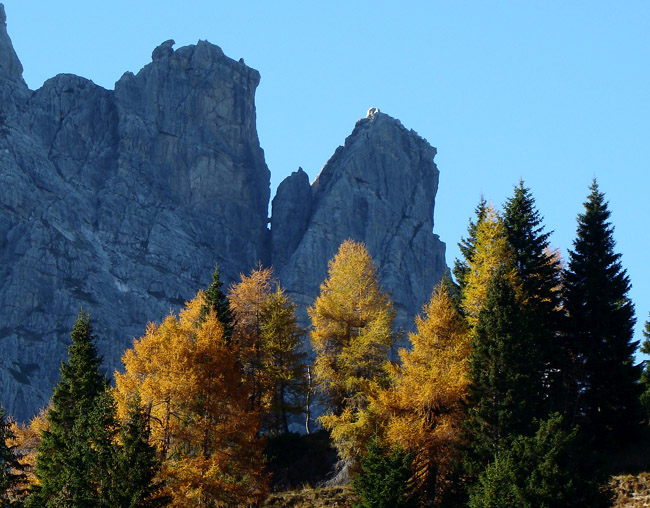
[
  {"xmin": 375, "ymin": 282, "xmax": 470, "ymax": 502},
  {"xmin": 114, "ymin": 292, "xmax": 268, "ymax": 507},
  {"xmin": 228, "ymin": 265, "xmax": 274, "ymax": 411}
]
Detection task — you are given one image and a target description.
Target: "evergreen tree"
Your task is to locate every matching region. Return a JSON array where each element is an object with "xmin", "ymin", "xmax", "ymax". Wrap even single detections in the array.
[
  {"xmin": 114, "ymin": 394, "xmax": 167, "ymax": 508},
  {"xmin": 468, "ymin": 414, "xmax": 609, "ymax": 508},
  {"xmin": 503, "ymin": 181, "xmax": 563, "ymax": 415},
  {"xmin": 28, "ymin": 310, "xmax": 109, "ymax": 508},
  {"xmin": 563, "ymin": 180, "xmax": 642, "ymax": 448},
  {"xmin": 639, "ymin": 314, "xmax": 650, "ymax": 417},
  {"xmin": 0, "ymin": 406, "xmax": 26, "ymax": 507},
  {"xmin": 453, "ymin": 196, "xmax": 487, "ymax": 292},
  {"xmin": 352, "ymin": 437, "xmax": 418, "ymax": 508},
  {"xmin": 88, "ymin": 390, "xmax": 123, "ymax": 508},
  {"xmin": 200, "ymin": 263, "xmax": 234, "ymax": 340},
  {"xmin": 463, "ymin": 268, "xmax": 540, "ymax": 474}
]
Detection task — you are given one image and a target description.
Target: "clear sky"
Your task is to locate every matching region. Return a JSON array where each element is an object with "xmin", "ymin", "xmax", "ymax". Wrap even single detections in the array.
[{"xmin": 3, "ymin": 1, "xmax": 649, "ymax": 346}]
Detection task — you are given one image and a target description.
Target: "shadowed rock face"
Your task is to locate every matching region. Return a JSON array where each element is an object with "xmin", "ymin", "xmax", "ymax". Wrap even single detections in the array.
[
  {"xmin": 0, "ymin": 8, "xmax": 270, "ymax": 420},
  {"xmin": 272, "ymin": 108, "xmax": 446, "ymax": 337},
  {"xmin": 0, "ymin": 6, "xmax": 446, "ymax": 421}
]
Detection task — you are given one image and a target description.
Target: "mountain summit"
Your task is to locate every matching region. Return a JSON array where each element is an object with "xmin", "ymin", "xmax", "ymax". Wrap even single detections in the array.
[{"xmin": 0, "ymin": 5, "xmax": 445, "ymax": 421}]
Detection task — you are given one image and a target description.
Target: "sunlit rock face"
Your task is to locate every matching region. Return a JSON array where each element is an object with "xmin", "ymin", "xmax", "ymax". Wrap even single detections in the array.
[
  {"xmin": 272, "ymin": 108, "xmax": 446, "ymax": 339},
  {"xmin": 0, "ymin": 5, "xmax": 445, "ymax": 421}
]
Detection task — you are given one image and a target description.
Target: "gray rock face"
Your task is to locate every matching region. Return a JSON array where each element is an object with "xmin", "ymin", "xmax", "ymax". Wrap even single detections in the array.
[
  {"xmin": 0, "ymin": 15, "xmax": 270, "ymax": 421},
  {"xmin": 271, "ymin": 168, "xmax": 312, "ymax": 269},
  {"xmin": 0, "ymin": 7, "xmax": 446, "ymax": 421},
  {"xmin": 0, "ymin": 4, "xmax": 24, "ymax": 86},
  {"xmin": 273, "ymin": 108, "xmax": 446, "ymax": 336}
]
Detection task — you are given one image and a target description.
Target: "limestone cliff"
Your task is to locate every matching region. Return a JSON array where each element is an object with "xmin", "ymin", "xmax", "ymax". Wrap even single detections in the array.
[
  {"xmin": 0, "ymin": 5, "xmax": 269, "ymax": 421},
  {"xmin": 272, "ymin": 108, "xmax": 446, "ymax": 336},
  {"xmin": 0, "ymin": 5, "xmax": 446, "ymax": 421}
]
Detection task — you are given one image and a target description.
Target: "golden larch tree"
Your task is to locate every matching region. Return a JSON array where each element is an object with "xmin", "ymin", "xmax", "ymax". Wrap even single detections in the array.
[
  {"xmin": 309, "ymin": 239, "xmax": 394, "ymax": 463},
  {"xmin": 228, "ymin": 265, "xmax": 274, "ymax": 411},
  {"xmin": 375, "ymin": 281, "xmax": 470, "ymax": 504},
  {"xmin": 114, "ymin": 292, "xmax": 268, "ymax": 507},
  {"xmin": 229, "ymin": 266, "xmax": 308, "ymax": 434},
  {"xmin": 461, "ymin": 205, "xmax": 517, "ymax": 328},
  {"xmin": 259, "ymin": 286, "xmax": 307, "ymax": 434},
  {"xmin": 9, "ymin": 407, "xmax": 48, "ymax": 491}
]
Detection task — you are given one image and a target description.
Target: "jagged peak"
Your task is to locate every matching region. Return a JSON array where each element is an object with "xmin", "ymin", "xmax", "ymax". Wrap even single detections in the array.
[
  {"xmin": 311, "ymin": 107, "xmax": 438, "ymax": 199},
  {"xmin": 0, "ymin": 3, "xmax": 26, "ymax": 86},
  {"xmin": 152, "ymin": 39, "xmax": 175, "ymax": 61},
  {"xmin": 352, "ymin": 107, "xmax": 436, "ymax": 157},
  {"xmin": 117, "ymin": 38, "xmax": 260, "ymax": 90}
]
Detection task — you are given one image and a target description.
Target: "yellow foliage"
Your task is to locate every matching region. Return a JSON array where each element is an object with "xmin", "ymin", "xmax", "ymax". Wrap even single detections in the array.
[
  {"xmin": 229, "ymin": 266, "xmax": 307, "ymax": 434},
  {"xmin": 461, "ymin": 205, "xmax": 518, "ymax": 327},
  {"xmin": 309, "ymin": 239, "xmax": 394, "ymax": 462},
  {"xmin": 228, "ymin": 265, "xmax": 274, "ymax": 410},
  {"xmin": 259, "ymin": 286, "xmax": 307, "ymax": 434},
  {"xmin": 375, "ymin": 282, "xmax": 470, "ymax": 502},
  {"xmin": 9, "ymin": 407, "xmax": 48, "ymax": 489},
  {"xmin": 114, "ymin": 292, "xmax": 268, "ymax": 507}
]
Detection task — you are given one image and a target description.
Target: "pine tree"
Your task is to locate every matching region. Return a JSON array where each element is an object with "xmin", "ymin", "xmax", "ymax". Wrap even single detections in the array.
[
  {"xmin": 352, "ymin": 437, "xmax": 418, "ymax": 508},
  {"xmin": 453, "ymin": 196, "xmax": 487, "ymax": 293},
  {"xmin": 563, "ymin": 180, "xmax": 642, "ymax": 448},
  {"xmin": 200, "ymin": 263, "xmax": 234, "ymax": 340},
  {"xmin": 0, "ymin": 406, "xmax": 26, "ymax": 507},
  {"xmin": 468, "ymin": 414, "xmax": 609, "ymax": 508},
  {"xmin": 503, "ymin": 181, "xmax": 563, "ymax": 415},
  {"xmin": 113, "ymin": 394, "xmax": 167, "ymax": 508},
  {"xmin": 28, "ymin": 310, "xmax": 109, "ymax": 508},
  {"xmin": 309, "ymin": 239, "xmax": 395, "ymax": 463},
  {"xmin": 86, "ymin": 389, "xmax": 126, "ymax": 508},
  {"xmin": 463, "ymin": 268, "xmax": 540, "ymax": 475},
  {"xmin": 639, "ymin": 314, "xmax": 650, "ymax": 417}
]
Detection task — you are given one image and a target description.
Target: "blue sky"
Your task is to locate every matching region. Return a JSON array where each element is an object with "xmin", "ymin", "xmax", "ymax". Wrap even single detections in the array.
[{"xmin": 3, "ymin": 1, "xmax": 649, "ymax": 345}]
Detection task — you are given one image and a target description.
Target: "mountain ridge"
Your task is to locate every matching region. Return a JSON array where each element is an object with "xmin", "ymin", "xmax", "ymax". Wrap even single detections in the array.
[{"xmin": 0, "ymin": 5, "xmax": 446, "ymax": 421}]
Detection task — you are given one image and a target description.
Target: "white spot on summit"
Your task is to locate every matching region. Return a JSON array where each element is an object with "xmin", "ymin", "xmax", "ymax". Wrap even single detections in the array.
[{"xmin": 366, "ymin": 107, "xmax": 380, "ymax": 119}]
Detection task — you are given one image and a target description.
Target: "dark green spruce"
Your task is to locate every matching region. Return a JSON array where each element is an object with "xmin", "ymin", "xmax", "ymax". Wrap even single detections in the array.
[
  {"xmin": 352, "ymin": 437, "xmax": 418, "ymax": 508},
  {"xmin": 640, "ymin": 314, "xmax": 650, "ymax": 418},
  {"xmin": 113, "ymin": 394, "xmax": 168, "ymax": 508},
  {"xmin": 467, "ymin": 413, "xmax": 609, "ymax": 508},
  {"xmin": 463, "ymin": 268, "xmax": 540, "ymax": 475},
  {"xmin": 200, "ymin": 263, "xmax": 234, "ymax": 340},
  {"xmin": 453, "ymin": 195, "xmax": 488, "ymax": 294},
  {"xmin": 503, "ymin": 181, "xmax": 563, "ymax": 415},
  {"xmin": 562, "ymin": 179, "xmax": 642, "ymax": 450},
  {"xmin": 27, "ymin": 311, "xmax": 109, "ymax": 508}
]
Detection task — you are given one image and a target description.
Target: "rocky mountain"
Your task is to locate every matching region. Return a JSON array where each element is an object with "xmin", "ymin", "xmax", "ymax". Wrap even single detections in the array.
[
  {"xmin": 0, "ymin": 4, "xmax": 445, "ymax": 421},
  {"xmin": 272, "ymin": 108, "xmax": 446, "ymax": 332}
]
